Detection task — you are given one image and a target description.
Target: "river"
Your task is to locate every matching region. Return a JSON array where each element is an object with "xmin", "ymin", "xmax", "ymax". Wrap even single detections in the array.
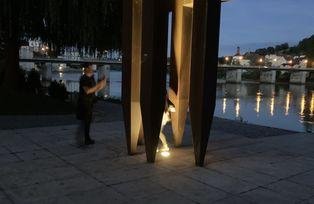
[{"xmin": 53, "ymin": 70, "xmax": 314, "ymax": 133}]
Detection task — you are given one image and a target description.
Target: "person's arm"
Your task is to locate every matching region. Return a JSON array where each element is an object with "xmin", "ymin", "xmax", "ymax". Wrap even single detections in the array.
[{"xmin": 83, "ymin": 79, "xmax": 106, "ymax": 94}]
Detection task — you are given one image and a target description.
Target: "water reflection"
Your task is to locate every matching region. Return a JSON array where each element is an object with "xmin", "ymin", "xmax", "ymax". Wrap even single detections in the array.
[
  {"xmin": 310, "ymin": 92, "xmax": 314, "ymax": 116},
  {"xmin": 285, "ymin": 92, "xmax": 291, "ymax": 116},
  {"xmin": 255, "ymin": 91, "xmax": 261, "ymax": 115},
  {"xmin": 215, "ymin": 83, "xmax": 314, "ymax": 133},
  {"xmin": 300, "ymin": 94, "xmax": 306, "ymax": 117},
  {"xmin": 270, "ymin": 95, "xmax": 275, "ymax": 116},
  {"xmin": 222, "ymin": 98, "xmax": 227, "ymax": 114},
  {"xmin": 235, "ymin": 98, "xmax": 240, "ymax": 118}
]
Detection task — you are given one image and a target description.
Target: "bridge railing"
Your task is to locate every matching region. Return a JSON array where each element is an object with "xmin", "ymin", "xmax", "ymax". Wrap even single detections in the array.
[
  {"xmin": 217, "ymin": 64, "xmax": 314, "ymax": 84},
  {"xmin": 218, "ymin": 64, "xmax": 314, "ymax": 72},
  {"xmin": 18, "ymin": 58, "xmax": 314, "ymax": 87}
]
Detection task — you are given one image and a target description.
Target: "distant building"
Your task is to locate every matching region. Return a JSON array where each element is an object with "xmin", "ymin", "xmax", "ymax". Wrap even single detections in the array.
[
  {"xmin": 265, "ymin": 55, "xmax": 287, "ymax": 67},
  {"xmin": 19, "ymin": 46, "xmax": 35, "ymax": 71},
  {"xmin": 231, "ymin": 47, "xmax": 251, "ymax": 66}
]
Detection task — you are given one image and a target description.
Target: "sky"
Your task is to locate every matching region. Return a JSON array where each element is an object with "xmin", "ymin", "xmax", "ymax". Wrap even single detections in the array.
[{"xmin": 219, "ymin": 0, "xmax": 314, "ymax": 55}]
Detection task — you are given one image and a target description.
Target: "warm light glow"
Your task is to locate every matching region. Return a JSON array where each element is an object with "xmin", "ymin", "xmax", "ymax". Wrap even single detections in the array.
[
  {"xmin": 270, "ymin": 95, "xmax": 275, "ymax": 116},
  {"xmin": 285, "ymin": 92, "xmax": 291, "ymax": 116},
  {"xmin": 273, "ymin": 58, "xmax": 277, "ymax": 62},
  {"xmin": 304, "ymin": 59, "xmax": 308, "ymax": 64},
  {"xmin": 225, "ymin": 57, "xmax": 229, "ymax": 61},
  {"xmin": 288, "ymin": 60, "xmax": 293, "ymax": 64},
  {"xmin": 223, "ymin": 98, "xmax": 227, "ymax": 114},
  {"xmin": 41, "ymin": 47, "xmax": 45, "ymax": 51},
  {"xmin": 255, "ymin": 91, "xmax": 262, "ymax": 114},
  {"xmin": 235, "ymin": 98, "xmax": 240, "ymax": 118},
  {"xmin": 239, "ymin": 56, "xmax": 243, "ymax": 60},
  {"xmin": 310, "ymin": 92, "xmax": 314, "ymax": 116},
  {"xmin": 59, "ymin": 72, "xmax": 63, "ymax": 78},
  {"xmin": 160, "ymin": 151, "xmax": 170, "ymax": 157},
  {"xmin": 259, "ymin": 58, "xmax": 263, "ymax": 63},
  {"xmin": 300, "ymin": 94, "xmax": 306, "ymax": 116}
]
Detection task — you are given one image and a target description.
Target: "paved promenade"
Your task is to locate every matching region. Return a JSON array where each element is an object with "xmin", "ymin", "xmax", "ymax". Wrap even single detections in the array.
[{"xmin": 1, "ymin": 103, "xmax": 314, "ymax": 203}]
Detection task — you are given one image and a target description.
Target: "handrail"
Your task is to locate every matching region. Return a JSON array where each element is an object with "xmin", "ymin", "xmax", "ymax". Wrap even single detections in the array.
[
  {"xmin": 19, "ymin": 58, "xmax": 314, "ymax": 72},
  {"xmin": 19, "ymin": 58, "xmax": 121, "ymax": 65},
  {"xmin": 218, "ymin": 65, "xmax": 314, "ymax": 72}
]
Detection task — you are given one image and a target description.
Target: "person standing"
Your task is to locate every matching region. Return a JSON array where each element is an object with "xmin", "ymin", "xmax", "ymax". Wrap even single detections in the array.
[{"xmin": 76, "ymin": 63, "xmax": 106, "ymax": 145}]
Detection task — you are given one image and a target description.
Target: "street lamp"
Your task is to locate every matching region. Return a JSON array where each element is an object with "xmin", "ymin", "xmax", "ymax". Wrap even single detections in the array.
[{"xmin": 225, "ymin": 56, "xmax": 230, "ymax": 64}]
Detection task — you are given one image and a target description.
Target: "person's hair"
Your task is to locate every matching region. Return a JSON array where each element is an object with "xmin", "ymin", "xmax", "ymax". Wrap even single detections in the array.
[{"xmin": 83, "ymin": 63, "xmax": 93, "ymax": 69}]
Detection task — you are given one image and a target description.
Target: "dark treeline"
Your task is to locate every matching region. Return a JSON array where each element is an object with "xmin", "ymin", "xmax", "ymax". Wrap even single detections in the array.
[
  {"xmin": 254, "ymin": 35, "xmax": 314, "ymax": 59},
  {"xmin": 0, "ymin": 0, "xmax": 122, "ymax": 90}
]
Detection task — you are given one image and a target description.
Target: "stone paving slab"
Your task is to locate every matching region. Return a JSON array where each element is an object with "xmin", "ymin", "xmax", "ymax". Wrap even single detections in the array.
[
  {"xmin": 0, "ymin": 119, "xmax": 314, "ymax": 203},
  {"xmin": 240, "ymin": 187, "xmax": 299, "ymax": 204}
]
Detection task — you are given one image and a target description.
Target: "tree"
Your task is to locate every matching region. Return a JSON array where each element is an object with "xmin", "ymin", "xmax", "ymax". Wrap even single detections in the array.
[
  {"xmin": 297, "ymin": 35, "xmax": 314, "ymax": 59},
  {"xmin": 266, "ymin": 46, "xmax": 275, "ymax": 54},
  {"xmin": 275, "ymin": 43, "xmax": 289, "ymax": 53},
  {"xmin": 255, "ymin": 48, "xmax": 267, "ymax": 56},
  {"xmin": 0, "ymin": 0, "xmax": 122, "ymax": 90}
]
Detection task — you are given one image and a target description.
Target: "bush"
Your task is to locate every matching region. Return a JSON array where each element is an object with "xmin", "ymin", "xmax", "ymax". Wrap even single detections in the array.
[
  {"xmin": 276, "ymin": 71, "xmax": 290, "ymax": 82},
  {"xmin": 217, "ymin": 70, "xmax": 226, "ymax": 79},
  {"xmin": 48, "ymin": 80, "xmax": 68, "ymax": 101},
  {"xmin": 242, "ymin": 70, "xmax": 260, "ymax": 81},
  {"xmin": 26, "ymin": 68, "xmax": 42, "ymax": 95}
]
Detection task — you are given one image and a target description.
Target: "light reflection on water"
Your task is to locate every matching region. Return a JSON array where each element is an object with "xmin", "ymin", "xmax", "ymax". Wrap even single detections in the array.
[
  {"xmin": 215, "ymin": 83, "xmax": 314, "ymax": 133},
  {"xmin": 311, "ymin": 92, "xmax": 314, "ymax": 116},
  {"xmin": 54, "ymin": 71, "xmax": 314, "ymax": 133}
]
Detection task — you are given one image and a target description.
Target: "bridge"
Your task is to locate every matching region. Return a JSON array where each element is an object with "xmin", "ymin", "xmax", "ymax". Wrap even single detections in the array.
[
  {"xmin": 19, "ymin": 57, "xmax": 122, "ymax": 66},
  {"xmin": 218, "ymin": 65, "xmax": 314, "ymax": 84},
  {"xmin": 19, "ymin": 58, "xmax": 314, "ymax": 84}
]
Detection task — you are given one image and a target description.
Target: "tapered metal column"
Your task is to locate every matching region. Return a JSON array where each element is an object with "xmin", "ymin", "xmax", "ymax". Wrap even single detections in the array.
[
  {"xmin": 169, "ymin": 1, "xmax": 193, "ymax": 147},
  {"xmin": 122, "ymin": 0, "xmax": 143, "ymax": 155},
  {"xmin": 140, "ymin": 0, "xmax": 169, "ymax": 162},
  {"xmin": 190, "ymin": 0, "xmax": 222, "ymax": 166}
]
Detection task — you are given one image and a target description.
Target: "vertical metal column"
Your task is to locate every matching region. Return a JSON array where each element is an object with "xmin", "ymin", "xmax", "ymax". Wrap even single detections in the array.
[
  {"xmin": 140, "ymin": 0, "xmax": 169, "ymax": 162},
  {"xmin": 122, "ymin": 0, "xmax": 143, "ymax": 155},
  {"xmin": 190, "ymin": 0, "xmax": 222, "ymax": 166},
  {"xmin": 169, "ymin": 1, "xmax": 193, "ymax": 147}
]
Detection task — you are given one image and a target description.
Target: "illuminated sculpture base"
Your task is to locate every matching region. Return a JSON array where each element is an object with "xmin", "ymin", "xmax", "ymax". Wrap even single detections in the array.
[{"xmin": 123, "ymin": 0, "xmax": 222, "ymax": 166}]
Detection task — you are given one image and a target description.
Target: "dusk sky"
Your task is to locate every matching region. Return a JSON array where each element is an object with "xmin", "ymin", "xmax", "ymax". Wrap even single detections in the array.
[{"xmin": 219, "ymin": 0, "xmax": 314, "ymax": 55}]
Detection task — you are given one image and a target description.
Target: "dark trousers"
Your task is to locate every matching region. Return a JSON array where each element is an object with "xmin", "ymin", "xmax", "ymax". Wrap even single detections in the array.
[
  {"xmin": 77, "ymin": 101, "xmax": 93, "ymax": 141},
  {"xmin": 84, "ymin": 111, "xmax": 92, "ymax": 140}
]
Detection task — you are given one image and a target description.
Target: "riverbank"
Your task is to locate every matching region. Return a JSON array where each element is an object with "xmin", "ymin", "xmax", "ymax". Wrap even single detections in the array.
[
  {"xmin": 0, "ymin": 90, "xmax": 75, "ymax": 115},
  {"xmin": 0, "ymin": 101, "xmax": 294, "ymax": 137}
]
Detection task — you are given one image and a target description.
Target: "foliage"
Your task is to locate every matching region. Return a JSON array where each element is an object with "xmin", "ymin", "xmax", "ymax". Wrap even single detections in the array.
[
  {"xmin": 0, "ymin": 89, "xmax": 75, "ymax": 115},
  {"xmin": 26, "ymin": 68, "xmax": 42, "ymax": 95},
  {"xmin": 48, "ymin": 80, "xmax": 68, "ymax": 101},
  {"xmin": 242, "ymin": 70, "xmax": 260, "ymax": 81},
  {"xmin": 217, "ymin": 70, "xmax": 226, "ymax": 79},
  {"xmin": 252, "ymin": 35, "xmax": 314, "ymax": 62},
  {"xmin": 0, "ymin": 0, "xmax": 122, "ymax": 53},
  {"xmin": 275, "ymin": 43, "xmax": 289, "ymax": 53},
  {"xmin": 297, "ymin": 35, "xmax": 314, "ymax": 59},
  {"xmin": 276, "ymin": 71, "xmax": 290, "ymax": 82}
]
